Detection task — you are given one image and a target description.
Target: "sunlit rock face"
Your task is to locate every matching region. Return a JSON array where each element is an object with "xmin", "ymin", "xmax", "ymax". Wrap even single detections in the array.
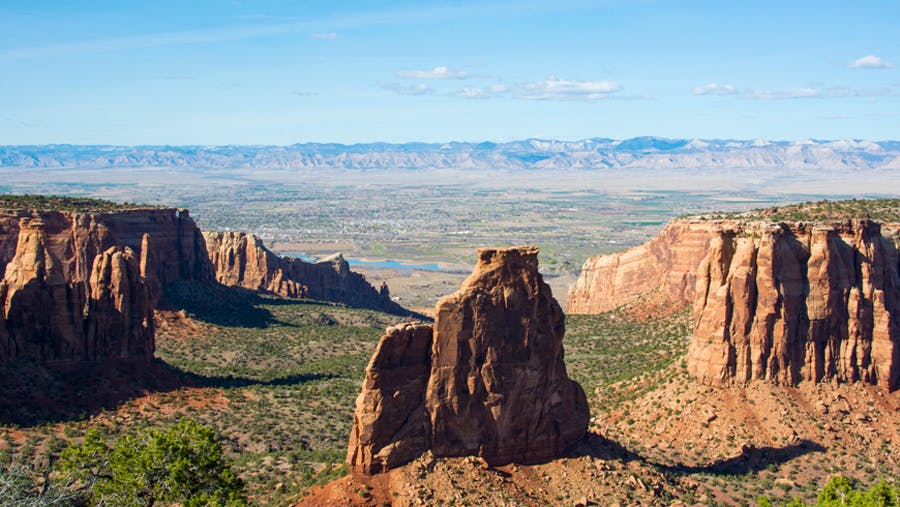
[
  {"xmin": 688, "ymin": 220, "xmax": 899, "ymax": 390},
  {"xmin": 348, "ymin": 246, "xmax": 589, "ymax": 474}
]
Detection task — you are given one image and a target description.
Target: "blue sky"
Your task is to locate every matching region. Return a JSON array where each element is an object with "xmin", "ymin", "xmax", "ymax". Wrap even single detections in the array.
[{"xmin": 1, "ymin": 0, "xmax": 898, "ymax": 144}]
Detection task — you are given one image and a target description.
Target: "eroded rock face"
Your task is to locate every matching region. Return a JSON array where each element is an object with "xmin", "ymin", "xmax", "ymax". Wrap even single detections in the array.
[
  {"xmin": 688, "ymin": 220, "xmax": 900, "ymax": 390},
  {"xmin": 427, "ymin": 246, "xmax": 589, "ymax": 465},
  {"xmin": 0, "ymin": 217, "xmax": 155, "ymax": 363},
  {"xmin": 347, "ymin": 246, "xmax": 589, "ymax": 474},
  {"xmin": 347, "ymin": 323, "xmax": 433, "ymax": 474},
  {"xmin": 0, "ymin": 207, "xmax": 212, "ymax": 364},
  {"xmin": 203, "ymin": 231, "xmax": 404, "ymax": 313},
  {"xmin": 567, "ymin": 221, "xmax": 718, "ymax": 314}
]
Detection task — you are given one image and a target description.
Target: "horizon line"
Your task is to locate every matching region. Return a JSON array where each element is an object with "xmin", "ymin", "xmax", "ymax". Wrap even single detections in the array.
[{"xmin": 2, "ymin": 136, "xmax": 898, "ymax": 148}]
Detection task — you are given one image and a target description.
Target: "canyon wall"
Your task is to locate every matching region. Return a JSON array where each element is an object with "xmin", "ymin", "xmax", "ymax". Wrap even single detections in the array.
[
  {"xmin": 0, "ymin": 205, "xmax": 409, "ymax": 365},
  {"xmin": 688, "ymin": 220, "xmax": 899, "ymax": 390},
  {"xmin": 566, "ymin": 221, "xmax": 717, "ymax": 313},
  {"xmin": 0, "ymin": 207, "xmax": 205, "ymax": 363},
  {"xmin": 568, "ymin": 217, "xmax": 900, "ymax": 390},
  {"xmin": 347, "ymin": 246, "xmax": 589, "ymax": 474},
  {"xmin": 203, "ymin": 231, "xmax": 404, "ymax": 314}
]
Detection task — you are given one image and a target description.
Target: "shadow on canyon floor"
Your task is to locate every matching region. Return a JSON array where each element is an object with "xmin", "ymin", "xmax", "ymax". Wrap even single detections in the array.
[
  {"xmin": 575, "ymin": 432, "xmax": 826, "ymax": 476},
  {"xmin": 162, "ymin": 281, "xmax": 423, "ymax": 328},
  {"xmin": 0, "ymin": 358, "xmax": 332, "ymax": 427}
]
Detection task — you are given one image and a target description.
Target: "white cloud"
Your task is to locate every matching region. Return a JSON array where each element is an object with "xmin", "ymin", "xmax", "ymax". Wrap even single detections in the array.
[
  {"xmin": 516, "ymin": 77, "xmax": 622, "ymax": 100},
  {"xmin": 692, "ymin": 83, "xmax": 738, "ymax": 95},
  {"xmin": 744, "ymin": 87, "xmax": 821, "ymax": 100},
  {"xmin": 849, "ymin": 55, "xmax": 894, "ymax": 69},
  {"xmin": 824, "ymin": 86, "xmax": 897, "ymax": 98},
  {"xmin": 396, "ymin": 66, "xmax": 469, "ymax": 80},
  {"xmin": 310, "ymin": 32, "xmax": 341, "ymax": 40},
  {"xmin": 452, "ymin": 84, "xmax": 510, "ymax": 99},
  {"xmin": 380, "ymin": 82, "xmax": 431, "ymax": 96},
  {"xmin": 695, "ymin": 82, "xmax": 900, "ymax": 100}
]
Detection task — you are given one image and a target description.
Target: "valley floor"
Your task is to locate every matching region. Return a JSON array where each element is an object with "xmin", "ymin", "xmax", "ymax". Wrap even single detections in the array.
[{"xmin": 1, "ymin": 282, "xmax": 897, "ymax": 506}]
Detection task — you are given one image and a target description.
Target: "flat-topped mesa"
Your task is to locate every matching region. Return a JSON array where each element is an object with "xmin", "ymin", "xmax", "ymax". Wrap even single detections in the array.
[
  {"xmin": 347, "ymin": 246, "xmax": 589, "ymax": 474},
  {"xmin": 202, "ymin": 231, "xmax": 405, "ymax": 314},
  {"xmin": 688, "ymin": 219, "xmax": 900, "ymax": 390}
]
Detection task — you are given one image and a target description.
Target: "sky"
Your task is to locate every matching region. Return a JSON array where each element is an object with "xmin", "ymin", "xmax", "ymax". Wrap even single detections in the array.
[{"xmin": 1, "ymin": 0, "xmax": 898, "ymax": 145}]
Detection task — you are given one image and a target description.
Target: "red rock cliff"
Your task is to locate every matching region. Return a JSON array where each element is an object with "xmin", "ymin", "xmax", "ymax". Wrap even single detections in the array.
[
  {"xmin": 0, "ymin": 207, "xmax": 211, "ymax": 364},
  {"xmin": 347, "ymin": 246, "xmax": 589, "ymax": 474},
  {"xmin": 688, "ymin": 220, "xmax": 900, "ymax": 390},
  {"xmin": 567, "ymin": 221, "xmax": 718, "ymax": 313},
  {"xmin": 203, "ymin": 231, "xmax": 405, "ymax": 314}
]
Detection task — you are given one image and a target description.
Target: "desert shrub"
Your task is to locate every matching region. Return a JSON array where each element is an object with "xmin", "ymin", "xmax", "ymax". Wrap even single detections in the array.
[
  {"xmin": 758, "ymin": 475, "xmax": 899, "ymax": 507},
  {"xmin": 0, "ymin": 461, "xmax": 77, "ymax": 506},
  {"xmin": 56, "ymin": 418, "xmax": 246, "ymax": 506}
]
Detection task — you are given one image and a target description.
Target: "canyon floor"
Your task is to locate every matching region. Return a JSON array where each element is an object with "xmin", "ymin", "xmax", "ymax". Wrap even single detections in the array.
[
  {"xmin": 0, "ymin": 170, "xmax": 898, "ymax": 505},
  {"xmin": 2, "ymin": 279, "xmax": 896, "ymax": 506}
]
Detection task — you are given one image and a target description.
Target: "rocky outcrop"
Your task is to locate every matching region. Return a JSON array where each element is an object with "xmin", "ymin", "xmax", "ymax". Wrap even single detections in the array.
[
  {"xmin": 688, "ymin": 220, "xmax": 900, "ymax": 390},
  {"xmin": 427, "ymin": 246, "xmax": 590, "ymax": 464},
  {"xmin": 569, "ymin": 216, "xmax": 899, "ymax": 390},
  {"xmin": 567, "ymin": 221, "xmax": 718, "ymax": 313},
  {"xmin": 0, "ymin": 217, "xmax": 155, "ymax": 363},
  {"xmin": 0, "ymin": 208, "xmax": 211, "ymax": 289},
  {"xmin": 203, "ymin": 231, "xmax": 404, "ymax": 314},
  {"xmin": 347, "ymin": 246, "xmax": 589, "ymax": 474},
  {"xmin": 0, "ymin": 207, "xmax": 210, "ymax": 364},
  {"xmin": 347, "ymin": 323, "xmax": 433, "ymax": 474}
]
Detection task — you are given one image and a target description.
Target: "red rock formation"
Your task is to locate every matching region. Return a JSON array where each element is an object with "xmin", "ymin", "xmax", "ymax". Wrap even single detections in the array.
[
  {"xmin": 688, "ymin": 220, "xmax": 900, "ymax": 390},
  {"xmin": 567, "ymin": 221, "xmax": 718, "ymax": 314},
  {"xmin": 347, "ymin": 323, "xmax": 433, "ymax": 474},
  {"xmin": 203, "ymin": 231, "xmax": 404, "ymax": 314},
  {"xmin": 347, "ymin": 246, "xmax": 589, "ymax": 474},
  {"xmin": 84, "ymin": 245, "xmax": 155, "ymax": 360},
  {"xmin": 427, "ymin": 246, "xmax": 589, "ymax": 465},
  {"xmin": 0, "ymin": 217, "xmax": 154, "ymax": 363},
  {"xmin": 98, "ymin": 208, "xmax": 212, "ymax": 285},
  {"xmin": 569, "ymin": 217, "xmax": 899, "ymax": 390},
  {"xmin": 0, "ymin": 208, "xmax": 211, "ymax": 288},
  {"xmin": 0, "ymin": 207, "xmax": 210, "ymax": 364}
]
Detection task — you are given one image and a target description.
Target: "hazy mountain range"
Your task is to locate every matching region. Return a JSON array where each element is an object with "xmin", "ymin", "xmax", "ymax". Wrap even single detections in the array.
[{"xmin": 2, "ymin": 137, "xmax": 899, "ymax": 171}]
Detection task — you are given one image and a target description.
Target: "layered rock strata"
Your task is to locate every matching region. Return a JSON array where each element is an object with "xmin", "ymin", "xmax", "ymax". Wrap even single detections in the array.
[
  {"xmin": 567, "ymin": 221, "xmax": 718, "ymax": 314},
  {"xmin": 688, "ymin": 220, "xmax": 899, "ymax": 390},
  {"xmin": 347, "ymin": 246, "xmax": 589, "ymax": 474},
  {"xmin": 0, "ymin": 208, "xmax": 211, "ymax": 289},
  {"xmin": 0, "ymin": 215, "xmax": 158, "ymax": 363},
  {"xmin": 203, "ymin": 231, "xmax": 403, "ymax": 313}
]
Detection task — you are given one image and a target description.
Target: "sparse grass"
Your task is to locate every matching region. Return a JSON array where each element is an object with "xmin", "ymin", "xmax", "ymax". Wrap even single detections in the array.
[
  {"xmin": 0, "ymin": 286, "xmax": 411, "ymax": 506},
  {"xmin": 152, "ymin": 287, "xmax": 412, "ymax": 504},
  {"xmin": 685, "ymin": 198, "xmax": 900, "ymax": 223},
  {"xmin": 565, "ymin": 306, "xmax": 692, "ymax": 411},
  {"xmin": 0, "ymin": 194, "xmax": 154, "ymax": 212}
]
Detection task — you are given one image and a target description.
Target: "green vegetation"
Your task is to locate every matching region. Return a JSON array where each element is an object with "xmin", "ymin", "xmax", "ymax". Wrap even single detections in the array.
[
  {"xmin": 0, "ymin": 460, "xmax": 77, "ymax": 506},
  {"xmin": 56, "ymin": 419, "xmax": 246, "ymax": 506},
  {"xmin": 0, "ymin": 285, "xmax": 409, "ymax": 506},
  {"xmin": 0, "ymin": 194, "xmax": 152, "ymax": 212},
  {"xmin": 153, "ymin": 285, "xmax": 409, "ymax": 504},
  {"xmin": 689, "ymin": 198, "xmax": 900, "ymax": 223},
  {"xmin": 565, "ymin": 304, "xmax": 692, "ymax": 410},
  {"xmin": 759, "ymin": 475, "xmax": 900, "ymax": 506}
]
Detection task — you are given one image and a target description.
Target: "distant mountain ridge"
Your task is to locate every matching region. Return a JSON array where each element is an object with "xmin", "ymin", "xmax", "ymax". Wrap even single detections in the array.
[{"xmin": 2, "ymin": 137, "xmax": 899, "ymax": 170}]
